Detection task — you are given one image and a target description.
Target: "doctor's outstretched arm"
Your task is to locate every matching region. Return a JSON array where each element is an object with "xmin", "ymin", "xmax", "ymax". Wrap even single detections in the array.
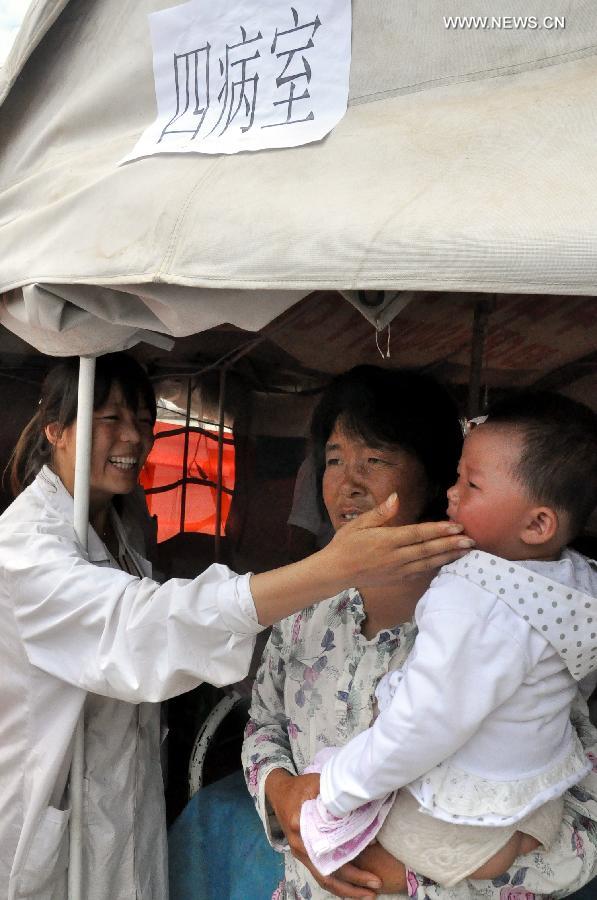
[{"xmin": 251, "ymin": 493, "xmax": 471, "ymax": 626}]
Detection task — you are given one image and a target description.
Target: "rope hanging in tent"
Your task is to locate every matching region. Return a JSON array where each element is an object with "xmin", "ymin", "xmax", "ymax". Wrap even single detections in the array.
[{"xmin": 375, "ymin": 323, "xmax": 392, "ymax": 360}]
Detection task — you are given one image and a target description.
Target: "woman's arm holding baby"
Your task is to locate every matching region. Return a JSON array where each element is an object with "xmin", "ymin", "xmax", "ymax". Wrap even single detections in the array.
[
  {"xmin": 242, "ymin": 621, "xmax": 382, "ymax": 898},
  {"xmin": 353, "ymin": 842, "xmax": 408, "ymax": 893},
  {"xmin": 264, "ymin": 769, "xmax": 383, "ymax": 898}
]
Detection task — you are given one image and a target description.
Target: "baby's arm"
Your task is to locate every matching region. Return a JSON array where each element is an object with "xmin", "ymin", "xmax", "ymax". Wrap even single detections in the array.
[{"xmin": 320, "ymin": 577, "xmax": 533, "ymax": 816}]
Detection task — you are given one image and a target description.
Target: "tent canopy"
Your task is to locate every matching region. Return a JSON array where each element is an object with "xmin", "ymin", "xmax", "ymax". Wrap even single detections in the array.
[
  {"xmin": 1, "ymin": 0, "xmax": 597, "ymax": 357},
  {"xmin": 2, "ymin": 290, "xmax": 596, "ymax": 412}
]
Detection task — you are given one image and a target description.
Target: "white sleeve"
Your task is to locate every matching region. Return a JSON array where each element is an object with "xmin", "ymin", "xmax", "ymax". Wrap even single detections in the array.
[
  {"xmin": 320, "ymin": 576, "xmax": 534, "ymax": 816},
  {"xmin": 8, "ymin": 523, "xmax": 264, "ymax": 703}
]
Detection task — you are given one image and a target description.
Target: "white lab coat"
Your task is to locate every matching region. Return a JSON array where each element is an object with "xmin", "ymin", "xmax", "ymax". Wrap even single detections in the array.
[{"xmin": 0, "ymin": 467, "xmax": 264, "ymax": 899}]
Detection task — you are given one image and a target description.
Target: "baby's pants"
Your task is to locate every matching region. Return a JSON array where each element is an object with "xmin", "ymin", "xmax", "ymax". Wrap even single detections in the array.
[{"xmin": 377, "ymin": 789, "xmax": 563, "ymax": 888}]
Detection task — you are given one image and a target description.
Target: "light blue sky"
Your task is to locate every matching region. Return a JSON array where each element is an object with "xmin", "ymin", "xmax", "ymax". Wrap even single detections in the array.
[{"xmin": 0, "ymin": 0, "xmax": 33, "ymax": 65}]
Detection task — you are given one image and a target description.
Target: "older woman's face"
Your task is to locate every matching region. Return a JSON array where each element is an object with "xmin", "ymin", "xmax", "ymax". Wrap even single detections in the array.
[{"xmin": 322, "ymin": 423, "xmax": 429, "ymax": 532}]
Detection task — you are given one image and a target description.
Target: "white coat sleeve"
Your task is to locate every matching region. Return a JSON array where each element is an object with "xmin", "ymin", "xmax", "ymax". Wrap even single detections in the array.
[
  {"xmin": 6, "ymin": 522, "xmax": 264, "ymax": 702},
  {"xmin": 320, "ymin": 576, "xmax": 535, "ymax": 816}
]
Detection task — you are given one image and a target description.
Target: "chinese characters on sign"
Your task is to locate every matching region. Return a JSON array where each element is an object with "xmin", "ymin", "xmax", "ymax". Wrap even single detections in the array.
[{"xmin": 122, "ymin": 0, "xmax": 351, "ymax": 161}]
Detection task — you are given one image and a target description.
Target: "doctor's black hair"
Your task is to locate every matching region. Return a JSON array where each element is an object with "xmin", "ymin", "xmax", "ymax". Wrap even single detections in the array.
[
  {"xmin": 8, "ymin": 353, "xmax": 156, "ymax": 496},
  {"xmin": 484, "ymin": 391, "xmax": 597, "ymax": 538},
  {"xmin": 310, "ymin": 365, "xmax": 463, "ymax": 521}
]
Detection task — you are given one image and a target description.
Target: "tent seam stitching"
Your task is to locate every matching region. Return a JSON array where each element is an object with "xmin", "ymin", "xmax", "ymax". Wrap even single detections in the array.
[{"xmin": 157, "ymin": 164, "xmax": 219, "ymax": 280}]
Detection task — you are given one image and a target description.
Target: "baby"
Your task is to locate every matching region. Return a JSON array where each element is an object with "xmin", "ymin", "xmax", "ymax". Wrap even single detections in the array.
[{"xmin": 301, "ymin": 391, "xmax": 597, "ymax": 888}]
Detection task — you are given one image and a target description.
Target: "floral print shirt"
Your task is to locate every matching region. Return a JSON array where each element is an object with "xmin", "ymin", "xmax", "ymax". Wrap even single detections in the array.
[{"xmin": 242, "ymin": 589, "xmax": 597, "ymax": 900}]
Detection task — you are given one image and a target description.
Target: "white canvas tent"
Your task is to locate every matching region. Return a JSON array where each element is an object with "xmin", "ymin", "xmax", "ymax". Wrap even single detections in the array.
[{"xmin": 1, "ymin": 0, "xmax": 597, "ymax": 358}]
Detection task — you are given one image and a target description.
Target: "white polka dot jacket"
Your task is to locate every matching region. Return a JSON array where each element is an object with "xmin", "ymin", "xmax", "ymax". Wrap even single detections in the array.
[{"xmin": 319, "ymin": 548, "xmax": 597, "ymax": 826}]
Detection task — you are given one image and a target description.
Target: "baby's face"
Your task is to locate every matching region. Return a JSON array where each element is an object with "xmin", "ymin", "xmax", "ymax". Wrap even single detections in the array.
[{"xmin": 446, "ymin": 425, "xmax": 533, "ymax": 558}]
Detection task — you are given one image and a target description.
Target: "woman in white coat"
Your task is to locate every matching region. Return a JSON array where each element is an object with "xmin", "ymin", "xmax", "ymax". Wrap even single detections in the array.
[{"xmin": 0, "ymin": 354, "xmax": 470, "ymax": 900}]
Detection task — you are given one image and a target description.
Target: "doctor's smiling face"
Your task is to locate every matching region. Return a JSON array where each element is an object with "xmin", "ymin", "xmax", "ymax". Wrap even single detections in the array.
[{"xmin": 46, "ymin": 381, "xmax": 154, "ymax": 514}]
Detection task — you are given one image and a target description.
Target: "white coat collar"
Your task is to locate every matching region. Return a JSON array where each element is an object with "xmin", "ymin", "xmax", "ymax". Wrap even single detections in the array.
[{"xmin": 35, "ymin": 466, "xmax": 112, "ymax": 563}]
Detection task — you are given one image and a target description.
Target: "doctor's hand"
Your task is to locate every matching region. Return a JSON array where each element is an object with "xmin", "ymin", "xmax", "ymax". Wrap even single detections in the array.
[
  {"xmin": 251, "ymin": 494, "xmax": 474, "ymax": 626},
  {"xmin": 325, "ymin": 492, "xmax": 474, "ymax": 589},
  {"xmin": 265, "ymin": 769, "xmax": 382, "ymax": 898}
]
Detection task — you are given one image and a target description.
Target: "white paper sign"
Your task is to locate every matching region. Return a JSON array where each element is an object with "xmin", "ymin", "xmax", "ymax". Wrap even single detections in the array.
[{"xmin": 122, "ymin": 0, "xmax": 351, "ymax": 161}]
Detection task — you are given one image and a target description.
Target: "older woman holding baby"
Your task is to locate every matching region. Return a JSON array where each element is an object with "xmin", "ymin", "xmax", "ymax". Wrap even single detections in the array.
[{"xmin": 243, "ymin": 365, "xmax": 597, "ymax": 900}]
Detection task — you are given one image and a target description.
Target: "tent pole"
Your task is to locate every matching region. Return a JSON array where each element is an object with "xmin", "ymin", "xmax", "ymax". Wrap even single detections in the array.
[
  {"xmin": 214, "ymin": 368, "xmax": 227, "ymax": 564},
  {"xmin": 68, "ymin": 356, "xmax": 96, "ymax": 900},
  {"xmin": 179, "ymin": 376, "xmax": 193, "ymax": 535},
  {"xmin": 467, "ymin": 297, "xmax": 494, "ymax": 418}
]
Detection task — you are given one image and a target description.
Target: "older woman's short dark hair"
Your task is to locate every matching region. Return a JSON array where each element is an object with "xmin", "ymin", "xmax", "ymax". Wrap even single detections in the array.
[{"xmin": 310, "ymin": 365, "xmax": 462, "ymax": 521}]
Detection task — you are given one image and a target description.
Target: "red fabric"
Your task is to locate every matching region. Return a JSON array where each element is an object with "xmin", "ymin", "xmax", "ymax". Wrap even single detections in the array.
[{"xmin": 140, "ymin": 423, "xmax": 235, "ymax": 542}]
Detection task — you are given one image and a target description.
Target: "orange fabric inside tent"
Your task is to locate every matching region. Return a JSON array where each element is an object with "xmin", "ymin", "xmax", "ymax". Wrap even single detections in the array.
[{"xmin": 140, "ymin": 422, "xmax": 235, "ymax": 543}]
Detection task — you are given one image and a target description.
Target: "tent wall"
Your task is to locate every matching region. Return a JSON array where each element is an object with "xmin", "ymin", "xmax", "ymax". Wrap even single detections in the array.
[{"xmin": 2, "ymin": 2, "xmax": 597, "ymax": 357}]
